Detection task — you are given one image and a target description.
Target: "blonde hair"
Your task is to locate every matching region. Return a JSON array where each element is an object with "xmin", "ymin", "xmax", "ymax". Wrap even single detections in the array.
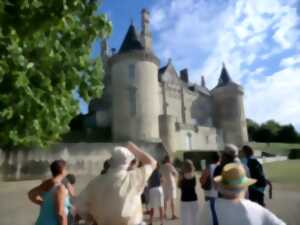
[{"xmin": 182, "ymin": 159, "xmax": 195, "ymax": 174}]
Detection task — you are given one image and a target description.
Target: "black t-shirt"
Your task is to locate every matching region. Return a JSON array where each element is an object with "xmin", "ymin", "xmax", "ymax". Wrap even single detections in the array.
[
  {"xmin": 180, "ymin": 176, "xmax": 198, "ymax": 202},
  {"xmin": 247, "ymin": 158, "xmax": 267, "ymax": 188},
  {"xmin": 213, "ymin": 164, "xmax": 223, "ymax": 177},
  {"xmin": 148, "ymin": 169, "xmax": 161, "ymax": 188}
]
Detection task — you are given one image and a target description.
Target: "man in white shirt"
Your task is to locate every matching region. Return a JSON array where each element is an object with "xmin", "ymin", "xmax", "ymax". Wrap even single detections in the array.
[
  {"xmin": 76, "ymin": 142, "xmax": 156, "ymax": 225},
  {"xmin": 199, "ymin": 163, "xmax": 286, "ymax": 225}
]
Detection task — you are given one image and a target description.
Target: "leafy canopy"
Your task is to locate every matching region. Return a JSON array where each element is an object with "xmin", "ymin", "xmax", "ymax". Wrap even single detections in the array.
[
  {"xmin": 247, "ymin": 118, "xmax": 300, "ymax": 143},
  {"xmin": 0, "ymin": 0, "xmax": 112, "ymax": 150}
]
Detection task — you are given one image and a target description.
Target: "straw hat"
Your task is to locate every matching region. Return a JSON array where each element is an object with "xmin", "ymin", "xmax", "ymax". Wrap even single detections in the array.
[{"xmin": 214, "ymin": 163, "xmax": 256, "ymax": 190}]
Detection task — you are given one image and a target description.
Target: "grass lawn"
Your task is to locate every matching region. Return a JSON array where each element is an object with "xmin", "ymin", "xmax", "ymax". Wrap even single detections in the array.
[
  {"xmin": 264, "ymin": 160, "xmax": 300, "ymax": 190},
  {"xmin": 250, "ymin": 142, "xmax": 300, "ymax": 156}
]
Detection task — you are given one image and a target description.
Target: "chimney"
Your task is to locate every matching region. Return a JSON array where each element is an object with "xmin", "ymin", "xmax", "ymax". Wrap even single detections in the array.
[
  {"xmin": 180, "ymin": 69, "xmax": 189, "ymax": 83},
  {"xmin": 201, "ymin": 76, "xmax": 206, "ymax": 87},
  {"xmin": 101, "ymin": 39, "xmax": 110, "ymax": 59},
  {"xmin": 141, "ymin": 8, "xmax": 152, "ymax": 50}
]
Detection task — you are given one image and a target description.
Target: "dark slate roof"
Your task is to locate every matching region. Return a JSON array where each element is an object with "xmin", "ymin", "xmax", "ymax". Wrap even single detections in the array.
[
  {"xmin": 158, "ymin": 65, "xmax": 168, "ymax": 75},
  {"xmin": 119, "ymin": 24, "xmax": 144, "ymax": 53},
  {"xmin": 215, "ymin": 63, "xmax": 234, "ymax": 88},
  {"xmin": 158, "ymin": 63, "xmax": 170, "ymax": 82},
  {"xmin": 189, "ymin": 84, "xmax": 210, "ymax": 96}
]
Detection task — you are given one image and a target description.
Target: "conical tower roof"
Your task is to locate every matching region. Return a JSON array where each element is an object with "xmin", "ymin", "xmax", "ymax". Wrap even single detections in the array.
[
  {"xmin": 119, "ymin": 24, "xmax": 144, "ymax": 53},
  {"xmin": 216, "ymin": 63, "xmax": 234, "ymax": 88}
]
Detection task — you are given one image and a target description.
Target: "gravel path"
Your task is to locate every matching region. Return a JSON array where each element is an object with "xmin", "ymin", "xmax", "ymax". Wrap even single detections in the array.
[{"xmin": 0, "ymin": 177, "xmax": 299, "ymax": 225}]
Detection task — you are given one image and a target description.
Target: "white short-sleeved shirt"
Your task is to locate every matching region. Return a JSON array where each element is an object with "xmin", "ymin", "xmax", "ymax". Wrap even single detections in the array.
[
  {"xmin": 77, "ymin": 165, "xmax": 154, "ymax": 225},
  {"xmin": 199, "ymin": 198, "xmax": 286, "ymax": 225}
]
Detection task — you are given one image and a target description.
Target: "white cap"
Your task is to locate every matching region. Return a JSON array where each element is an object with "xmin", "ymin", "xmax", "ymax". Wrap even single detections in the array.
[{"xmin": 110, "ymin": 146, "xmax": 135, "ymax": 169}]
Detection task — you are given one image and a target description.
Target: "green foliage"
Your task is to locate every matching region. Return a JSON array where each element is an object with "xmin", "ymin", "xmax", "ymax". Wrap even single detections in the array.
[
  {"xmin": 277, "ymin": 125, "xmax": 299, "ymax": 143},
  {"xmin": 262, "ymin": 120, "xmax": 281, "ymax": 136},
  {"xmin": 0, "ymin": 0, "xmax": 112, "ymax": 150},
  {"xmin": 247, "ymin": 118, "xmax": 300, "ymax": 143},
  {"xmin": 247, "ymin": 118, "xmax": 259, "ymax": 141},
  {"xmin": 255, "ymin": 127, "xmax": 274, "ymax": 142}
]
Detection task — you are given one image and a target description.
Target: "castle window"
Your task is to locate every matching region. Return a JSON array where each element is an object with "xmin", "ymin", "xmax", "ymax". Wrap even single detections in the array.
[
  {"xmin": 186, "ymin": 133, "xmax": 192, "ymax": 150},
  {"xmin": 128, "ymin": 88, "xmax": 136, "ymax": 116},
  {"xmin": 206, "ymin": 135, "xmax": 209, "ymax": 144},
  {"xmin": 128, "ymin": 64, "xmax": 135, "ymax": 82}
]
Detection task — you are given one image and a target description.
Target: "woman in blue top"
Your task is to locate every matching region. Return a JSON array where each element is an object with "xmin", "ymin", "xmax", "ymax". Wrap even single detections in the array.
[{"xmin": 28, "ymin": 160, "xmax": 71, "ymax": 225}]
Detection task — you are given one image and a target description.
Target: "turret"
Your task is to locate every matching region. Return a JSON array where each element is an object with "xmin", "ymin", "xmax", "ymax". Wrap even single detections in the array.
[
  {"xmin": 140, "ymin": 8, "xmax": 152, "ymax": 51},
  {"xmin": 108, "ymin": 18, "xmax": 160, "ymax": 142},
  {"xmin": 211, "ymin": 63, "xmax": 248, "ymax": 147},
  {"xmin": 101, "ymin": 39, "xmax": 110, "ymax": 67},
  {"xmin": 201, "ymin": 75, "xmax": 206, "ymax": 87}
]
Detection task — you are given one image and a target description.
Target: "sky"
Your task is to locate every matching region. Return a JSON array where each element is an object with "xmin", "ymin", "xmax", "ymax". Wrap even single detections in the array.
[{"xmin": 86, "ymin": 0, "xmax": 300, "ymax": 130}]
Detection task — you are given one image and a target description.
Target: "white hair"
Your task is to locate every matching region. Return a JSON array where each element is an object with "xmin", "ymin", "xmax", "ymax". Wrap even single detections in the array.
[{"xmin": 218, "ymin": 185, "xmax": 246, "ymax": 198}]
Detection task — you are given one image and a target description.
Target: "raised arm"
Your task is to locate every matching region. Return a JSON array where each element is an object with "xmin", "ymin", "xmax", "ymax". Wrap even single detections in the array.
[
  {"xmin": 169, "ymin": 163, "xmax": 178, "ymax": 177},
  {"xmin": 28, "ymin": 180, "xmax": 49, "ymax": 205},
  {"xmin": 127, "ymin": 142, "xmax": 157, "ymax": 169}
]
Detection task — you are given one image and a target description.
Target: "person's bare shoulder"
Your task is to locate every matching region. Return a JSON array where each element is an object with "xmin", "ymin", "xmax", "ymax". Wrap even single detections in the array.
[{"xmin": 39, "ymin": 179, "xmax": 55, "ymax": 192}]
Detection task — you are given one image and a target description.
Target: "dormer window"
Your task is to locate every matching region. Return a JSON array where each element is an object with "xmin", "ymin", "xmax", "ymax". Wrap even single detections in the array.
[{"xmin": 128, "ymin": 64, "xmax": 135, "ymax": 82}]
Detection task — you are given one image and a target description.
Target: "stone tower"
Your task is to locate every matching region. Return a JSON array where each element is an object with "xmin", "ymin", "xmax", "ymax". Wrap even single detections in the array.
[
  {"xmin": 108, "ymin": 11, "xmax": 160, "ymax": 142},
  {"xmin": 211, "ymin": 64, "xmax": 248, "ymax": 147}
]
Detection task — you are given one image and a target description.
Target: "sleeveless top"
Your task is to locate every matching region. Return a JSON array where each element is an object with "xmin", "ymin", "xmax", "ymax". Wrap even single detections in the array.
[
  {"xmin": 180, "ymin": 176, "xmax": 198, "ymax": 202},
  {"xmin": 148, "ymin": 169, "xmax": 161, "ymax": 188},
  {"xmin": 35, "ymin": 184, "xmax": 71, "ymax": 225}
]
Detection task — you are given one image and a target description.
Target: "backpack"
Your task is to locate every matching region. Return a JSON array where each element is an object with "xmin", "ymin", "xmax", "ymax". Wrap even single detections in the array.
[{"xmin": 201, "ymin": 165, "xmax": 212, "ymax": 190}]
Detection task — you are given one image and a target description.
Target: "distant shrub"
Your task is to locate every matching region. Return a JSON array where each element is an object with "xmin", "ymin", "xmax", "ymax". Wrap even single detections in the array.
[{"xmin": 288, "ymin": 149, "xmax": 300, "ymax": 159}]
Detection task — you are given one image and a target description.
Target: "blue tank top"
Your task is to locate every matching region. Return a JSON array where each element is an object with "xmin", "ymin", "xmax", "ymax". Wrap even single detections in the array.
[{"xmin": 35, "ymin": 184, "xmax": 71, "ymax": 225}]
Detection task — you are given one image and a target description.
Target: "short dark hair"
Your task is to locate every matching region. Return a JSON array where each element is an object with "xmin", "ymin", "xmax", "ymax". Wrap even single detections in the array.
[
  {"xmin": 66, "ymin": 174, "xmax": 76, "ymax": 185},
  {"xmin": 242, "ymin": 145, "xmax": 254, "ymax": 157},
  {"xmin": 211, "ymin": 152, "xmax": 220, "ymax": 163},
  {"xmin": 50, "ymin": 160, "xmax": 66, "ymax": 177}
]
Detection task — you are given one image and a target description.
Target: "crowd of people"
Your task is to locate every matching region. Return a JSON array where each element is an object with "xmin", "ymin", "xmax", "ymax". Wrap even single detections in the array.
[{"xmin": 28, "ymin": 142, "xmax": 286, "ymax": 225}]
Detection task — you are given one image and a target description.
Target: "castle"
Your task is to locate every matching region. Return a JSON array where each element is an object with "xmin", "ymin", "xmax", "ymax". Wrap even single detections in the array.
[{"xmin": 87, "ymin": 9, "xmax": 248, "ymax": 154}]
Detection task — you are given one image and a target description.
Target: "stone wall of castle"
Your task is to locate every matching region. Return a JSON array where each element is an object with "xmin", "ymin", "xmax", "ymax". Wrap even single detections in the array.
[
  {"xmin": 110, "ymin": 54, "xmax": 160, "ymax": 142},
  {"xmin": 158, "ymin": 84, "xmax": 213, "ymax": 124},
  {"xmin": 0, "ymin": 142, "xmax": 167, "ymax": 180},
  {"xmin": 212, "ymin": 84, "xmax": 249, "ymax": 147},
  {"xmin": 159, "ymin": 114, "xmax": 220, "ymax": 155},
  {"xmin": 175, "ymin": 124, "xmax": 219, "ymax": 151}
]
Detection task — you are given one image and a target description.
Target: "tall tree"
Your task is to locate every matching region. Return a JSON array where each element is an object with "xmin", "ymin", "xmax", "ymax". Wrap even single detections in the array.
[
  {"xmin": 246, "ymin": 118, "xmax": 259, "ymax": 141},
  {"xmin": 254, "ymin": 126, "xmax": 274, "ymax": 143},
  {"xmin": 277, "ymin": 125, "xmax": 299, "ymax": 143},
  {"xmin": 0, "ymin": 0, "xmax": 112, "ymax": 150},
  {"xmin": 262, "ymin": 120, "xmax": 281, "ymax": 141}
]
